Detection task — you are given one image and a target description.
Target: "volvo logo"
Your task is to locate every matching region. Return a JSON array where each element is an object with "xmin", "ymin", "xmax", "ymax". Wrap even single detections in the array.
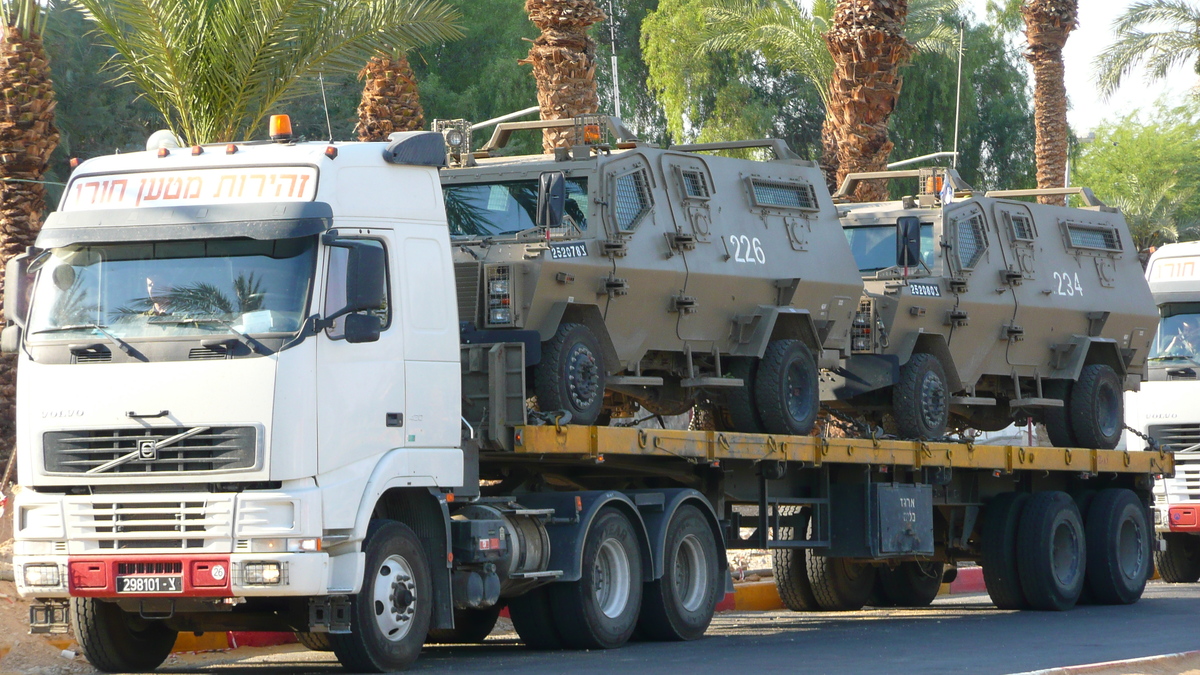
[
  {"xmin": 1146, "ymin": 413, "xmax": 1180, "ymax": 420},
  {"xmin": 41, "ymin": 409, "xmax": 84, "ymax": 419},
  {"xmin": 138, "ymin": 439, "xmax": 158, "ymax": 461}
]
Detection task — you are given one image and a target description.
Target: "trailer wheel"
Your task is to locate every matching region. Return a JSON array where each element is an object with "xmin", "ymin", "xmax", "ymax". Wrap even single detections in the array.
[
  {"xmin": 295, "ymin": 631, "xmax": 333, "ymax": 651},
  {"xmin": 1083, "ymin": 489, "xmax": 1151, "ymax": 604},
  {"xmin": 551, "ymin": 507, "xmax": 644, "ymax": 649},
  {"xmin": 1043, "ymin": 380, "xmax": 1075, "ymax": 448},
  {"xmin": 1017, "ymin": 492, "xmax": 1086, "ymax": 611},
  {"xmin": 508, "ymin": 586, "xmax": 563, "ymax": 649},
  {"xmin": 536, "ymin": 322, "xmax": 607, "ymax": 426},
  {"xmin": 981, "ymin": 492, "xmax": 1031, "ymax": 610},
  {"xmin": 772, "ymin": 506, "xmax": 819, "ymax": 611},
  {"xmin": 724, "ymin": 356, "xmax": 764, "ymax": 433},
  {"xmin": 425, "ymin": 606, "xmax": 503, "ymax": 644},
  {"xmin": 331, "ymin": 520, "xmax": 432, "ymax": 672},
  {"xmin": 71, "ymin": 597, "xmax": 177, "ymax": 673},
  {"xmin": 807, "ymin": 556, "xmax": 875, "ymax": 611},
  {"xmin": 892, "ymin": 353, "xmax": 949, "ymax": 440},
  {"xmin": 1155, "ymin": 533, "xmax": 1200, "ymax": 583},
  {"xmin": 877, "ymin": 561, "xmax": 943, "ymax": 607},
  {"xmin": 638, "ymin": 505, "xmax": 721, "ymax": 641},
  {"xmin": 1069, "ymin": 364, "xmax": 1123, "ymax": 449},
  {"xmin": 754, "ymin": 340, "xmax": 819, "ymax": 436}
]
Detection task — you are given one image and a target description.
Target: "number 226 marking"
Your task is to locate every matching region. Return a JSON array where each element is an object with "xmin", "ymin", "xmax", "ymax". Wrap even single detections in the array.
[
  {"xmin": 1053, "ymin": 271, "xmax": 1083, "ymax": 297},
  {"xmin": 730, "ymin": 235, "xmax": 766, "ymax": 264}
]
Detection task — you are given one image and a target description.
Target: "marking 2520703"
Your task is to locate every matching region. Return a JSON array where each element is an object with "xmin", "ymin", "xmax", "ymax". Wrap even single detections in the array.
[
  {"xmin": 1053, "ymin": 271, "xmax": 1084, "ymax": 297},
  {"xmin": 728, "ymin": 235, "xmax": 766, "ymax": 264}
]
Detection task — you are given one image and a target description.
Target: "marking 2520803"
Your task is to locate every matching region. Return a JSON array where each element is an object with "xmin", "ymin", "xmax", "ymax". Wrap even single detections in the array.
[
  {"xmin": 1053, "ymin": 271, "xmax": 1084, "ymax": 297},
  {"xmin": 728, "ymin": 235, "xmax": 766, "ymax": 264}
]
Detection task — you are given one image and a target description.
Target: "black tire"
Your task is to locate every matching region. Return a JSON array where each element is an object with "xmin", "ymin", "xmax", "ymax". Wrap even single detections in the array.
[
  {"xmin": 1084, "ymin": 489, "xmax": 1151, "ymax": 605},
  {"xmin": 1069, "ymin": 364, "xmax": 1124, "ymax": 449},
  {"xmin": 724, "ymin": 356, "xmax": 764, "ymax": 433},
  {"xmin": 551, "ymin": 507, "xmax": 644, "ymax": 649},
  {"xmin": 1017, "ymin": 492, "xmax": 1086, "ymax": 611},
  {"xmin": 981, "ymin": 492, "xmax": 1031, "ymax": 610},
  {"xmin": 535, "ymin": 322, "xmax": 607, "ymax": 426},
  {"xmin": 771, "ymin": 506, "xmax": 819, "ymax": 611},
  {"xmin": 877, "ymin": 561, "xmax": 944, "ymax": 607},
  {"xmin": 892, "ymin": 353, "xmax": 949, "ymax": 440},
  {"xmin": 507, "ymin": 586, "xmax": 563, "ymax": 650},
  {"xmin": 295, "ymin": 631, "xmax": 334, "ymax": 651},
  {"xmin": 1155, "ymin": 533, "xmax": 1200, "ymax": 583},
  {"xmin": 425, "ymin": 606, "xmax": 502, "ymax": 644},
  {"xmin": 71, "ymin": 597, "xmax": 177, "ymax": 673},
  {"xmin": 866, "ymin": 575, "xmax": 896, "ymax": 608},
  {"xmin": 754, "ymin": 340, "xmax": 819, "ymax": 436},
  {"xmin": 1043, "ymin": 380, "xmax": 1075, "ymax": 448},
  {"xmin": 807, "ymin": 556, "xmax": 876, "ymax": 611},
  {"xmin": 331, "ymin": 520, "xmax": 432, "ymax": 672},
  {"xmin": 637, "ymin": 505, "xmax": 722, "ymax": 641}
]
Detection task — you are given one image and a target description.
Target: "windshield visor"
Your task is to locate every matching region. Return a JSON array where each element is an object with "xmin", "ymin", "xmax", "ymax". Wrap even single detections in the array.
[
  {"xmin": 443, "ymin": 177, "xmax": 588, "ymax": 236},
  {"xmin": 27, "ymin": 236, "xmax": 317, "ymax": 342},
  {"xmin": 844, "ymin": 223, "xmax": 935, "ymax": 273},
  {"xmin": 1149, "ymin": 302, "xmax": 1200, "ymax": 362}
]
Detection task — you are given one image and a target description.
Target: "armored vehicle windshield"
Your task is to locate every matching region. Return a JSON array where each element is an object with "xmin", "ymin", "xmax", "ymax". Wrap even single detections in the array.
[
  {"xmin": 445, "ymin": 177, "xmax": 589, "ymax": 237},
  {"xmin": 844, "ymin": 222, "xmax": 936, "ymax": 273}
]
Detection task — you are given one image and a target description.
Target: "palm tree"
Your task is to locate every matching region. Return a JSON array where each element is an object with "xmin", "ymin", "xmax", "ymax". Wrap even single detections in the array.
[
  {"xmin": 1112, "ymin": 175, "xmax": 1197, "ymax": 253},
  {"xmin": 357, "ymin": 52, "xmax": 426, "ymax": 141},
  {"xmin": 0, "ymin": 0, "xmax": 60, "ymax": 458},
  {"xmin": 73, "ymin": 0, "xmax": 462, "ymax": 145},
  {"xmin": 1096, "ymin": 1, "xmax": 1200, "ymax": 99},
  {"xmin": 520, "ymin": 0, "xmax": 607, "ymax": 153},
  {"xmin": 1021, "ymin": 0, "xmax": 1077, "ymax": 206}
]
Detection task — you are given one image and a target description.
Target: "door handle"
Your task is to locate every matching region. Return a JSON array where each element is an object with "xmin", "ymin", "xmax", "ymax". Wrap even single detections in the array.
[{"xmin": 386, "ymin": 412, "xmax": 403, "ymax": 427}]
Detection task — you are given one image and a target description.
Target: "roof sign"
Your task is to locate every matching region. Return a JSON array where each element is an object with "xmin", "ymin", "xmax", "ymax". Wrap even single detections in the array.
[{"xmin": 62, "ymin": 166, "xmax": 318, "ymax": 212}]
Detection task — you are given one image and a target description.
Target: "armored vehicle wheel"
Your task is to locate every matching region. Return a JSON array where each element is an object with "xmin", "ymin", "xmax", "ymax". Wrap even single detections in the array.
[
  {"xmin": 1069, "ymin": 364, "xmax": 1123, "ymax": 449},
  {"xmin": 331, "ymin": 520, "xmax": 432, "ymax": 672},
  {"xmin": 892, "ymin": 353, "xmax": 949, "ymax": 440},
  {"xmin": 535, "ymin": 323, "xmax": 607, "ymax": 426},
  {"xmin": 1017, "ymin": 492, "xmax": 1086, "ymax": 611},
  {"xmin": 638, "ymin": 505, "xmax": 721, "ymax": 641},
  {"xmin": 1083, "ymin": 489, "xmax": 1151, "ymax": 605},
  {"xmin": 508, "ymin": 586, "xmax": 563, "ymax": 649},
  {"xmin": 295, "ymin": 631, "xmax": 334, "ymax": 651},
  {"xmin": 981, "ymin": 492, "xmax": 1031, "ymax": 609},
  {"xmin": 72, "ymin": 597, "xmax": 177, "ymax": 673},
  {"xmin": 1043, "ymin": 380, "xmax": 1075, "ymax": 447},
  {"xmin": 425, "ymin": 606, "xmax": 503, "ymax": 644},
  {"xmin": 877, "ymin": 561, "xmax": 944, "ymax": 607},
  {"xmin": 755, "ymin": 340, "xmax": 819, "ymax": 436},
  {"xmin": 772, "ymin": 506, "xmax": 819, "ymax": 611},
  {"xmin": 1155, "ymin": 533, "xmax": 1200, "ymax": 583},
  {"xmin": 551, "ymin": 507, "xmax": 644, "ymax": 649},
  {"xmin": 725, "ymin": 356, "xmax": 764, "ymax": 433},
  {"xmin": 807, "ymin": 556, "xmax": 875, "ymax": 611}
]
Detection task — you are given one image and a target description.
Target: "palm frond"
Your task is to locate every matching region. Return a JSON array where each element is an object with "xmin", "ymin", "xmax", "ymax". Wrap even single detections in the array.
[{"xmin": 1095, "ymin": 0, "xmax": 1200, "ymax": 98}]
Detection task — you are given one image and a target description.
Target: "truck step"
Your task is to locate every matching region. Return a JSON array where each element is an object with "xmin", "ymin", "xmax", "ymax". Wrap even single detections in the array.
[{"xmin": 508, "ymin": 570, "xmax": 563, "ymax": 580}]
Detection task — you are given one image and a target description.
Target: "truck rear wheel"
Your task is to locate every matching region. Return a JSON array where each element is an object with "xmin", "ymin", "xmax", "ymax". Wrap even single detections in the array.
[
  {"xmin": 1084, "ymin": 489, "xmax": 1151, "ymax": 605},
  {"xmin": 535, "ymin": 322, "xmax": 607, "ymax": 426},
  {"xmin": 724, "ymin": 356, "xmax": 764, "ymax": 433},
  {"xmin": 807, "ymin": 556, "xmax": 875, "ymax": 611},
  {"xmin": 551, "ymin": 507, "xmax": 644, "ymax": 649},
  {"xmin": 892, "ymin": 353, "xmax": 949, "ymax": 440},
  {"xmin": 877, "ymin": 561, "xmax": 943, "ymax": 607},
  {"xmin": 754, "ymin": 340, "xmax": 819, "ymax": 436},
  {"xmin": 1155, "ymin": 533, "xmax": 1200, "ymax": 583},
  {"xmin": 331, "ymin": 520, "xmax": 432, "ymax": 672},
  {"xmin": 425, "ymin": 606, "xmax": 502, "ymax": 644},
  {"xmin": 295, "ymin": 631, "xmax": 334, "ymax": 651},
  {"xmin": 1017, "ymin": 492, "xmax": 1086, "ymax": 611},
  {"xmin": 772, "ymin": 506, "xmax": 819, "ymax": 611},
  {"xmin": 981, "ymin": 492, "xmax": 1031, "ymax": 610},
  {"xmin": 508, "ymin": 586, "xmax": 563, "ymax": 649},
  {"xmin": 638, "ymin": 505, "xmax": 721, "ymax": 641},
  {"xmin": 71, "ymin": 597, "xmax": 177, "ymax": 673},
  {"xmin": 1069, "ymin": 364, "xmax": 1123, "ymax": 449}
]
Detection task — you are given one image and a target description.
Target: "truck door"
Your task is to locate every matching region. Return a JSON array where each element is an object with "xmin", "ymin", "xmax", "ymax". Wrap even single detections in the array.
[{"xmin": 316, "ymin": 229, "xmax": 406, "ymax": 474}]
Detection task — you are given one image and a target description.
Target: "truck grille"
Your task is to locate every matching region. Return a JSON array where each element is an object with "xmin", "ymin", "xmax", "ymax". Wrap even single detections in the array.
[
  {"xmin": 454, "ymin": 261, "xmax": 481, "ymax": 325},
  {"xmin": 43, "ymin": 426, "xmax": 257, "ymax": 474},
  {"xmin": 66, "ymin": 497, "xmax": 233, "ymax": 551},
  {"xmin": 1149, "ymin": 424, "xmax": 1200, "ymax": 453},
  {"xmin": 1152, "ymin": 424, "xmax": 1200, "ymax": 501}
]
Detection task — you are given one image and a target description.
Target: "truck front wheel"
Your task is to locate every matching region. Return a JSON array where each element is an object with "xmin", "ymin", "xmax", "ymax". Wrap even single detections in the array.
[
  {"xmin": 535, "ymin": 322, "xmax": 607, "ymax": 426},
  {"xmin": 71, "ymin": 597, "xmax": 176, "ymax": 673},
  {"xmin": 638, "ymin": 504, "xmax": 721, "ymax": 641},
  {"xmin": 331, "ymin": 520, "xmax": 432, "ymax": 672},
  {"xmin": 1156, "ymin": 533, "xmax": 1200, "ymax": 583},
  {"xmin": 425, "ymin": 606, "xmax": 502, "ymax": 644}
]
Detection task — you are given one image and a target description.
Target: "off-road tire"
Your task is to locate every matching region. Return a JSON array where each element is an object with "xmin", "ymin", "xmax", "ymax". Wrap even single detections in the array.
[
  {"xmin": 551, "ymin": 508, "xmax": 644, "ymax": 649},
  {"xmin": 331, "ymin": 520, "xmax": 432, "ymax": 672},
  {"xmin": 807, "ymin": 556, "xmax": 875, "ymax": 611},
  {"xmin": 71, "ymin": 597, "xmax": 177, "ymax": 673},
  {"xmin": 877, "ymin": 561, "xmax": 944, "ymax": 607},
  {"xmin": 637, "ymin": 505, "xmax": 721, "ymax": 641},
  {"xmin": 1017, "ymin": 492, "xmax": 1086, "ymax": 611},
  {"xmin": 425, "ymin": 606, "xmax": 503, "ymax": 644},
  {"xmin": 295, "ymin": 631, "xmax": 334, "ymax": 651},
  {"xmin": 892, "ymin": 353, "xmax": 950, "ymax": 440},
  {"xmin": 724, "ymin": 356, "xmax": 764, "ymax": 433},
  {"xmin": 981, "ymin": 492, "xmax": 1031, "ymax": 610},
  {"xmin": 1069, "ymin": 364, "xmax": 1124, "ymax": 449},
  {"xmin": 1155, "ymin": 533, "xmax": 1200, "ymax": 583},
  {"xmin": 771, "ymin": 506, "xmax": 819, "ymax": 611},
  {"xmin": 754, "ymin": 340, "xmax": 819, "ymax": 436},
  {"xmin": 1084, "ymin": 489, "xmax": 1151, "ymax": 605},
  {"xmin": 535, "ymin": 322, "xmax": 607, "ymax": 426},
  {"xmin": 508, "ymin": 586, "xmax": 563, "ymax": 649},
  {"xmin": 1043, "ymin": 380, "xmax": 1075, "ymax": 448}
]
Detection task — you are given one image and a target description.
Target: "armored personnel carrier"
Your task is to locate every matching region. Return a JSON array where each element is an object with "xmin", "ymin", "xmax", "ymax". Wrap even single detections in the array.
[
  {"xmin": 441, "ymin": 116, "xmax": 863, "ymax": 431},
  {"xmin": 822, "ymin": 167, "xmax": 1157, "ymax": 448}
]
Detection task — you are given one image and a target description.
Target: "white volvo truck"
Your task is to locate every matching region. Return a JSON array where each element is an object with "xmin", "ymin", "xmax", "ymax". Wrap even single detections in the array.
[{"xmin": 7, "ymin": 119, "xmax": 1168, "ymax": 673}]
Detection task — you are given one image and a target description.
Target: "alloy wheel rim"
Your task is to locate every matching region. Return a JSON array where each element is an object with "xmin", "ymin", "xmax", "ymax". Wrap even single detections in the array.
[
  {"xmin": 373, "ymin": 554, "xmax": 418, "ymax": 642},
  {"xmin": 593, "ymin": 538, "xmax": 632, "ymax": 619}
]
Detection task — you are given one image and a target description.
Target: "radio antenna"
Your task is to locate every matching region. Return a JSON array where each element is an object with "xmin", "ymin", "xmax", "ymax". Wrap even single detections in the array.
[
  {"xmin": 319, "ymin": 72, "xmax": 334, "ymax": 142},
  {"xmin": 608, "ymin": 0, "xmax": 621, "ymax": 119}
]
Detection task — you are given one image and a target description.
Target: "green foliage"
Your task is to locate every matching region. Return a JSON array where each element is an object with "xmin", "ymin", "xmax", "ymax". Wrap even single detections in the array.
[
  {"xmin": 1095, "ymin": 0, "xmax": 1200, "ymax": 98},
  {"xmin": 595, "ymin": 0, "xmax": 670, "ymax": 146}
]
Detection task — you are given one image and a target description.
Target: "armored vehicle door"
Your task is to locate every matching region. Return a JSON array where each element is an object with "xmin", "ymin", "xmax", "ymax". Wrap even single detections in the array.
[
  {"xmin": 990, "ymin": 201, "xmax": 1043, "ymax": 371},
  {"xmin": 656, "ymin": 153, "xmax": 720, "ymax": 343}
]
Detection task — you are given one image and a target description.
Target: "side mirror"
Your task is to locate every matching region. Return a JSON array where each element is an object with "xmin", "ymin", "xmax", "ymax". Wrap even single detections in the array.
[
  {"xmin": 0, "ymin": 325, "xmax": 20, "ymax": 354},
  {"xmin": 896, "ymin": 216, "xmax": 921, "ymax": 268},
  {"xmin": 4, "ymin": 250, "xmax": 34, "ymax": 328},
  {"xmin": 343, "ymin": 241, "xmax": 386, "ymax": 315},
  {"xmin": 343, "ymin": 313, "xmax": 382, "ymax": 344},
  {"xmin": 536, "ymin": 171, "xmax": 567, "ymax": 230}
]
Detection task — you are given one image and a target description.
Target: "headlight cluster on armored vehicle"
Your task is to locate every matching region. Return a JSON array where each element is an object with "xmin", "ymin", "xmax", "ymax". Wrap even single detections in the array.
[
  {"xmin": 852, "ymin": 299, "xmax": 874, "ymax": 353},
  {"xmin": 485, "ymin": 264, "xmax": 514, "ymax": 327}
]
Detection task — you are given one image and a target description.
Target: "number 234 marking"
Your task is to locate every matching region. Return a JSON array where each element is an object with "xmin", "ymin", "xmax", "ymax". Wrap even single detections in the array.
[
  {"xmin": 1053, "ymin": 271, "xmax": 1084, "ymax": 297},
  {"xmin": 729, "ymin": 235, "xmax": 766, "ymax": 264}
]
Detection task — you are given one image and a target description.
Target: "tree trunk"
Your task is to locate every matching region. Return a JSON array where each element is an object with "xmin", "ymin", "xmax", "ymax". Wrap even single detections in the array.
[
  {"xmin": 821, "ymin": 116, "xmax": 840, "ymax": 193},
  {"xmin": 1022, "ymin": 0, "xmax": 1077, "ymax": 207},
  {"xmin": 357, "ymin": 52, "xmax": 425, "ymax": 142},
  {"xmin": 520, "ymin": 0, "xmax": 606, "ymax": 153},
  {"xmin": 824, "ymin": 0, "xmax": 911, "ymax": 203},
  {"xmin": 0, "ymin": 26, "xmax": 59, "ymax": 464}
]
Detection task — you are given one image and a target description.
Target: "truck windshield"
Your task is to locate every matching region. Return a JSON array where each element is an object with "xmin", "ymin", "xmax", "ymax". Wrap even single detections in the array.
[
  {"xmin": 1149, "ymin": 302, "xmax": 1200, "ymax": 362},
  {"xmin": 27, "ymin": 236, "xmax": 317, "ymax": 341},
  {"xmin": 443, "ymin": 178, "xmax": 588, "ymax": 236},
  {"xmin": 844, "ymin": 223, "xmax": 934, "ymax": 273}
]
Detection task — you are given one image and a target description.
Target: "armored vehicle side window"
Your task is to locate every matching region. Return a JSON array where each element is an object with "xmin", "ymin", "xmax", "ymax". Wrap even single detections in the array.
[
  {"xmin": 748, "ymin": 178, "xmax": 818, "ymax": 212},
  {"xmin": 844, "ymin": 223, "xmax": 935, "ymax": 273},
  {"xmin": 1005, "ymin": 211, "xmax": 1035, "ymax": 242},
  {"xmin": 1064, "ymin": 222, "xmax": 1122, "ymax": 252},
  {"xmin": 325, "ymin": 239, "xmax": 390, "ymax": 340},
  {"xmin": 443, "ymin": 178, "xmax": 589, "ymax": 237},
  {"xmin": 613, "ymin": 169, "xmax": 652, "ymax": 231},
  {"xmin": 951, "ymin": 208, "xmax": 988, "ymax": 270},
  {"xmin": 680, "ymin": 169, "xmax": 710, "ymax": 200}
]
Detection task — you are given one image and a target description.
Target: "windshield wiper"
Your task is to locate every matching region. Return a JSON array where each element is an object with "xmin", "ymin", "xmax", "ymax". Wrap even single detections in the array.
[
  {"xmin": 149, "ymin": 317, "xmax": 263, "ymax": 352},
  {"xmin": 1149, "ymin": 355, "xmax": 1196, "ymax": 362},
  {"xmin": 30, "ymin": 323, "xmax": 134, "ymax": 355}
]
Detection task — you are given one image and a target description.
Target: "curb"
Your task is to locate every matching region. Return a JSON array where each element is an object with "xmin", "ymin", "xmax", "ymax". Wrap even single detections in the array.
[{"xmin": 1009, "ymin": 649, "xmax": 1200, "ymax": 675}]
